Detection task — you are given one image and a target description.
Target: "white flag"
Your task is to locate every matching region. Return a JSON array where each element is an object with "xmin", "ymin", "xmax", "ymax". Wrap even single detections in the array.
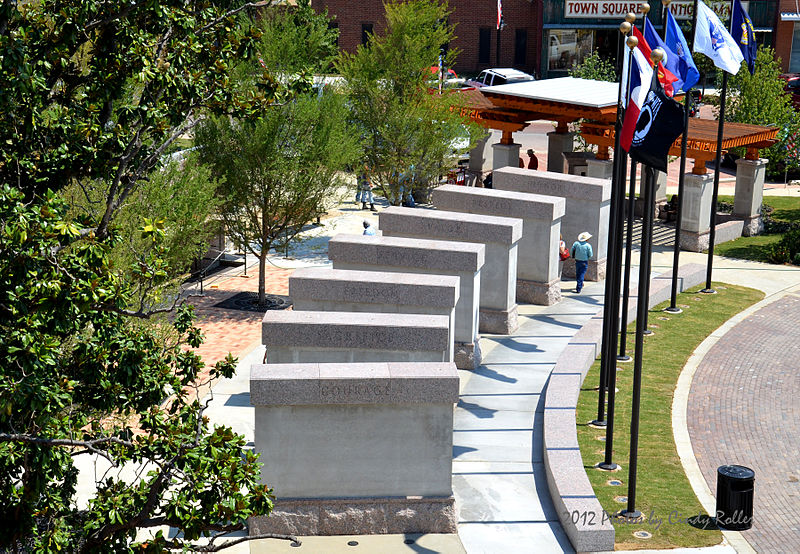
[{"xmin": 694, "ymin": 0, "xmax": 744, "ymax": 75}]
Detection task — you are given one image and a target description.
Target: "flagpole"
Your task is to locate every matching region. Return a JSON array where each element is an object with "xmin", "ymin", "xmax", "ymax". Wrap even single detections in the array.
[
  {"xmin": 702, "ymin": 72, "xmax": 727, "ymax": 293},
  {"xmin": 593, "ymin": 18, "xmax": 632, "ymax": 428},
  {"xmin": 599, "ymin": 25, "xmax": 637, "ymax": 470},
  {"xmin": 701, "ymin": 0, "xmax": 735, "ymax": 294},
  {"xmin": 638, "ymin": 2, "xmax": 656, "ymax": 338},
  {"xmin": 618, "ymin": 158, "xmax": 637, "ymax": 361},
  {"xmin": 495, "ymin": 1, "xmax": 502, "ymax": 66},
  {"xmin": 665, "ymin": 0, "xmax": 699, "ymax": 312},
  {"xmin": 622, "ymin": 49, "xmax": 664, "ymax": 520}
]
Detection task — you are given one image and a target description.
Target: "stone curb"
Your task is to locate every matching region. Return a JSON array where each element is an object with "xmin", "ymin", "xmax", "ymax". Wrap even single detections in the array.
[{"xmin": 542, "ymin": 263, "xmax": 705, "ymax": 553}]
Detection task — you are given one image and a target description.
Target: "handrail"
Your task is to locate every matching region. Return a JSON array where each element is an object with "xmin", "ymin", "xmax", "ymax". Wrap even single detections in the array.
[{"xmin": 188, "ymin": 248, "xmax": 229, "ymax": 295}]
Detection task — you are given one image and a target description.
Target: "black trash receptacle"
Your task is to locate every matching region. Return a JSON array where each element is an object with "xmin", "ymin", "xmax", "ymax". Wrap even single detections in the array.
[{"xmin": 716, "ymin": 465, "xmax": 754, "ymax": 530}]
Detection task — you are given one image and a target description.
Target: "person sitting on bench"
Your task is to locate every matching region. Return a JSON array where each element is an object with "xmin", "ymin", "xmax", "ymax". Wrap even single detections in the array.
[{"xmin": 659, "ymin": 194, "xmax": 679, "ymax": 221}]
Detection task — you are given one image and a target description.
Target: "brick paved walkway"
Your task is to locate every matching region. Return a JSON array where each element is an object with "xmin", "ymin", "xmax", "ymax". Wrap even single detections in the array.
[
  {"xmin": 687, "ymin": 293, "xmax": 800, "ymax": 552},
  {"xmin": 187, "ymin": 264, "xmax": 293, "ymax": 370}
]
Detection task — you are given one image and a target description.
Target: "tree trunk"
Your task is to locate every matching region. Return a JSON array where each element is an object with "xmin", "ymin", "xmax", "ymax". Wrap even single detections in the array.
[{"xmin": 258, "ymin": 253, "xmax": 267, "ymax": 306}]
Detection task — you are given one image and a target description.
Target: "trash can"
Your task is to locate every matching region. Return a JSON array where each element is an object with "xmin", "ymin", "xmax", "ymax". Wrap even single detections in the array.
[{"xmin": 716, "ymin": 465, "xmax": 754, "ymax": 530}]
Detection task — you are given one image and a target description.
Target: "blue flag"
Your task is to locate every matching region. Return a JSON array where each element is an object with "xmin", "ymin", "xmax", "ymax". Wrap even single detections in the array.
[
  {"xmin": 664, "ymin": 11, "xmax": 700, "ymax": 91},
  {"xmin": 731, "ymin": 0, "xmax": 757, "ymax": 74},
  {"xmin": 644, "ymin": 18, "xmax": 685, "ymax": 93}
]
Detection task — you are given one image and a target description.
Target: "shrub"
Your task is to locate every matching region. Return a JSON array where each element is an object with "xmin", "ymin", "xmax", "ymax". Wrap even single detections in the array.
[
  {"xmin": 568, "ymin": 50, "xmax": 617, "ymax": 82},
  {"xmin": 725, "ymin": 47, "xmax": 800, "ymax": 179},
  {"xmin": 767, "ymin": 227, "xmax": 800, "ymax": 263}
]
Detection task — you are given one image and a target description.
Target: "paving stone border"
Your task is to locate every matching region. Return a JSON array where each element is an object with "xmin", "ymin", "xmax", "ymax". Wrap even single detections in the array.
[{"xmin": 542, "ymin": 263, "xmax": 705, "ymax": 552}]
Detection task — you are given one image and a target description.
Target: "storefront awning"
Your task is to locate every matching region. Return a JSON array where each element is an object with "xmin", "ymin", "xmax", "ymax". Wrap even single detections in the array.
[{"xmin": 781, "ymin": 12, "xmax": 800, "ymax": 21}]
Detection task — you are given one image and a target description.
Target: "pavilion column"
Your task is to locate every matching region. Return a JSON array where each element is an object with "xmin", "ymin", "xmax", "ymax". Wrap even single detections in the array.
[
  {"xmin": 587, "ymin": 159, "xmax": 614, "ymax": 179},
  {"xmin": 734, "ymin": 155, "xmax": 767, "ymax": 236},
  {"xmin": 469, "ymin": 131, "xmax": 492, "ymax": 175},
  {"xmin": 586, "ymin": 145, "xmax": 613, "ymax": 179},
  {"xmin": 546, "ymin": 121, "xmax": 574, "ymax": 173},
  {"xmin": 492, "ymin": 130, "xmax": 521, "ymax": 170},
  {"xmin": 634, "ymin": 169, "xmax": 668, "ymax": 219},
  {"xmin": 678, "ymin": 170, "xmax": 715, "ymax": 252},
  {"xmin": 654, "ymin": 170, "xmax": 668, "ymax": 202}
]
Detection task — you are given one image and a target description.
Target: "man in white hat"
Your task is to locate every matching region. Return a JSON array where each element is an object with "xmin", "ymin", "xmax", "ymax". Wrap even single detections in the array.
[{"xmin": 570, "ymin": 232, "xmax": 594, "ymax": 294}]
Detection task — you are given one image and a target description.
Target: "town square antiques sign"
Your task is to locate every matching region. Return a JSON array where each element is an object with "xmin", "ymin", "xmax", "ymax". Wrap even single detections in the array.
[{"xmin": 564, "ymin": 0, "xmax": 742, "ymax": 19}]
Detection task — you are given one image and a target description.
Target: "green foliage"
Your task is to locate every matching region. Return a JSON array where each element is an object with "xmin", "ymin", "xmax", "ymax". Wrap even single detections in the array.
[
  {"xmin": 195, "ymin": 90, "xmax": 360, "ymax": 303},
  {"xmin": 568, "ymin": 49, "xmax": 616, "ymax": 82},
  {"xmin": 336, "ymin": 0, "xmax": 482, "ymax": 204},
  {"xmin": 766, "ymin": 227, "xmax": 800, "ymax": 264},
  {"xmin": 64, "ymin": 154, "xmax": 221, "ymax": 299},
  {"xmin": 0, "ymin": 186, "xmax": 274, "ymax": 551},
  {"xmin": 0, "ymin": 0, "xmax": 287, "ymax": 236},
  {"xmin": 725, "ymin": 46, "xmax": 799, "ymax": 178},
  {"xmin": 255, "ymin": 0, "xmax": 340, "ymax": 76}
]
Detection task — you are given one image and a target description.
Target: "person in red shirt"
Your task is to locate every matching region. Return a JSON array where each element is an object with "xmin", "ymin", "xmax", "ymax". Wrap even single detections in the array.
[{"xmin": 527, "ymin": 149, "xmax": 539, "ymax": 170}]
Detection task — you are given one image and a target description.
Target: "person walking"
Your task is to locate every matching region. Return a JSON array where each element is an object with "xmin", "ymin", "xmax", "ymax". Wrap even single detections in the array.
[
  {"xmin": 558, "ymin": 234, "xmax": 569, "ymax": 279},
  {"xmin": 357, "ymin": 166, "xmax": 377, "ymax": 212},
  {"xmin": 570, "ymin": 232, "xmax": 593, "ymax": 294},
  {"xmin": 526, "ymin": 149, "xmax": 539, "ymax": 170}
]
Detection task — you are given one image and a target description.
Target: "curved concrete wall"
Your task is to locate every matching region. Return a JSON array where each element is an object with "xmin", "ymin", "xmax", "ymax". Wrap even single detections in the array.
[{"xmin": 542, "ymin": 263, "xmax": 705, "ymax": 552}]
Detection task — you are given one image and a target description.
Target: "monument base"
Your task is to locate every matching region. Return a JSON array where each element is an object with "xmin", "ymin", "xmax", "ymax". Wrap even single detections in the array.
[
  {"xmin": 740, "ymin": 214, "xmax": 763, "ymax": 237},
  {"xmin": 679, "ymin": 220, "xmax": 744, "ymax": 252},
  {"xmin": 517, "ymin": 278, "xmax": 562, "ymax": 306},
  {"xmin": 249, "ymin": 495, "xmax": 457, "ymax": 536},
  {"xmin": 455, "ymin": 341, "xmax": 481, "ymax": 370},
  {"xmin": 479, "ymin": 305, "xmax": 519, "ymax": 335},
  {"xmin": 561, "ymin": 257, "xmax": 607, "ymax": 282}
]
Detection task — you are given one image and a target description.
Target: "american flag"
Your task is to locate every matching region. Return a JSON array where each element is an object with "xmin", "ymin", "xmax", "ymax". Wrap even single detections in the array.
[{"xmin": 497, "ymin": 0, "xmax": 503, "ymax": 30}]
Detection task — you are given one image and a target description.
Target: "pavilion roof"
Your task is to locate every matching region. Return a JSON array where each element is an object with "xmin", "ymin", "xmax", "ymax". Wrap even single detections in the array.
[{"xmin": 457, "ymin": 78, "xmax": 778, "ymax": 173}]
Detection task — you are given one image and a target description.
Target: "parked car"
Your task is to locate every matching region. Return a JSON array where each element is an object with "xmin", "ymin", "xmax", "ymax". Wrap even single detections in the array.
[
  {"xmin": 465, "ymin": 68, "xmax": 535, "ymax": 89},
  {"xmin": 780, "ymin": 73, "xmax": 800, "ymax": 110}
]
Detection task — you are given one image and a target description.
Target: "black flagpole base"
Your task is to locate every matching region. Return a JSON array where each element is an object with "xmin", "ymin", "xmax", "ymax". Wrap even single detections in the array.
[
  {"xmin": 663, "ymin": 306, "xmax": 683, "ymax": 314},
  {"xmin": 643, "ymin": 329, "xmax": 654, "ymax": 336},
  {"xmin": 590, "ymin": 420, "xmax": 607, "ymax": 428},
  {"xmin": 617, "ymin": 354, "xmax": 632, "ymax": 362},
  {"xmin": 700, "ymin": 288, "xmax": 717, "ymax": 294},
  {"xmin": 597, "ymin": 461, "xmax": 619, "ymax": 471},
  {"xmin": 617, "ymin": 509, "xmax": 643, "ymax": 521}
]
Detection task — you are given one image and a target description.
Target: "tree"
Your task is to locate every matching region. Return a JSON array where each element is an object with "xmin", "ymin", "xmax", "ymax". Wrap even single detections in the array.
[
  {"xmin": 0, "ymin": 0, "xmax": 306, "ymax": 548},
  {"xmin": 336, "ymin": 0, "xmax": 481, "ymax": 205},
  {"xmin": 725, "ymin": 46, "xmax": 799, "ymax": 177},
  {"xmin": 196, "ymin": 90, "xmax": 360, "ymax": 305},
  {"xmin": 0, "ymin": 186, "xmax": 293, "ymax": 551},
  {"xmin": 568, "ymin": 49, "xmax": 616, "ymax": 82},
  {"xmin": 0, "ymin": 0, "xmax": 284, "ymax": 237},
  {"xmin": 63, "ymin": 153, "xmax": 222, "ymax": 304}
]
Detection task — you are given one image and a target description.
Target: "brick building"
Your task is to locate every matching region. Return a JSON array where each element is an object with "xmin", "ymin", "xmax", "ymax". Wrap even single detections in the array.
[
  {"xmin": 312, "ymin": 0, "xmax": 543, "ymax": 77},
  {"xmin": 778, "ymin": 0, "xmax": 800, "ymax": 72},
  {"xmin": 313, "ymin": 1, "xmax": 788, "ymax": 79}
]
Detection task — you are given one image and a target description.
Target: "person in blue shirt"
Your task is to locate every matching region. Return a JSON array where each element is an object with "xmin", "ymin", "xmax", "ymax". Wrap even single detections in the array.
[{"xmin": 570, "ymin": 232, "xmax": 593, "ymax": 294}]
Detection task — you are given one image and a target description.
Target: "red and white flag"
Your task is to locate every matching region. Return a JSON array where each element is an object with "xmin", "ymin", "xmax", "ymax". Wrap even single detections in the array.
[
  {"xmin": 497, "ymin": 0, "xmax": 503, "ymax": 30},
  {"xmin": 620, "ymin": 44, "xmax": 652, "ymax": 151},
  {"xmin": 631, "ymin": 26, "xmax": 679, "ymax": 97}
]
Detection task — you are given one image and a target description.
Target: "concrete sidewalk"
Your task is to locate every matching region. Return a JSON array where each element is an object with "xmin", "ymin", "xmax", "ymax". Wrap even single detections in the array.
[{"xmin": 194, "ymin": 202, "xmax": 800, "ymax": 553}]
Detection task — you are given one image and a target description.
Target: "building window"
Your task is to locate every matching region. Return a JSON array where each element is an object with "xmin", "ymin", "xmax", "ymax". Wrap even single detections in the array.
[
  {"xmin": 329, "ymin": 21, "xmax": 339, "ymax": 47},
  {"xmin": 548, "ymin": 29, "xmax": 594, "ymax": 71},
  {"xmin": 361, "ymin": 23, "xmax": 373, "ymax": 46},
  {"xmin": 514, "ymin": 29, "xmax": 527, "ymax": 66},
  {"xmin": 791, "ymin": 23, "xmax": 800, "ymax": 73},
  {"xmin": 478, "ymin": 28, "xmax": 491, "ymax": 64}
]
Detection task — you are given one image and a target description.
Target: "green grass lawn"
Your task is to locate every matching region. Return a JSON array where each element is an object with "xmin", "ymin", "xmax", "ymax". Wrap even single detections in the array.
[
  {"xmin": 712, "ymin": 233, "xmax": 781, "ymax": 262},
  {"xmin": 712, "ymin": 195, "xmax": 800, "ymax": 262},
  {"xmin": 576, "ymin": 283, "xmax": 764, "ymax": 550}
]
